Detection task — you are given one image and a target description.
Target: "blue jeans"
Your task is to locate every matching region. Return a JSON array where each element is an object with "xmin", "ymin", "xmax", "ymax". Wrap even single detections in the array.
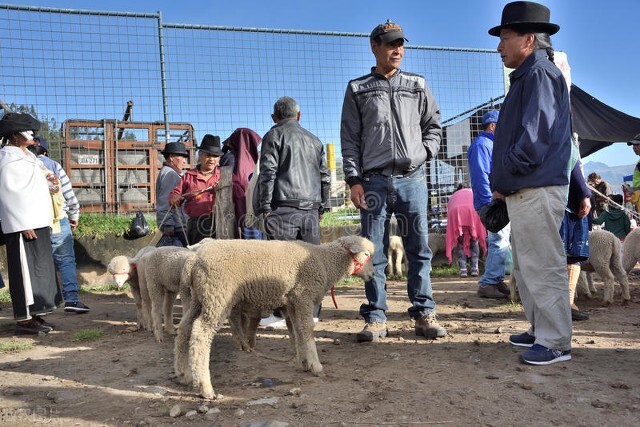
[
  {"xmin": 50, "ymin": 217, "xmax": 80, "ymax": 303},
  {"xmin": 359, "ymin": 165, "xmax": 435, "ymax": 322},
  {"xmin": 478, "ymin": 223, "xmax": 511, "ymax": 286}
]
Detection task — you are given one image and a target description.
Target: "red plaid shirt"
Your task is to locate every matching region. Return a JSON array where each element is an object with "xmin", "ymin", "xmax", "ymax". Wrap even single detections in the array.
[{"xmin": 170, "ymin": 167, "xmax": 220, "ymax": 218}]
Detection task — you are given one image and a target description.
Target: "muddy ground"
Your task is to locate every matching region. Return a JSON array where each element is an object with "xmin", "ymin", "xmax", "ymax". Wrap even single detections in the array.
[{"xmin": 0, "ymin": 270, "xmax": 639, "ymax": 427}]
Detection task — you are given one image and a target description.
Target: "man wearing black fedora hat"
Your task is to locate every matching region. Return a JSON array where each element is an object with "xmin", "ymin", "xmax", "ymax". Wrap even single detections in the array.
[
  {"xmin": 489, "ymin": 2, "xmax": 573, "ymax": 365},
  {"xmin": 156, "ymin": 142, "xmax": 190, "ymax": 247},
  {"xmin": 170, "ymin": 134, "xmax": 223, "ymax": 244}
]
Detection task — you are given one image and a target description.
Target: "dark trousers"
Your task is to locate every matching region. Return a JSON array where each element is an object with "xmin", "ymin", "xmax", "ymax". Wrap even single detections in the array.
[
  {"xmin": 186, "ymin": 214, "xmax": 215, "ymax": 245},
  {"xmin": 264, "ymin": 206, "xmax": 322, "ymax": 318}
]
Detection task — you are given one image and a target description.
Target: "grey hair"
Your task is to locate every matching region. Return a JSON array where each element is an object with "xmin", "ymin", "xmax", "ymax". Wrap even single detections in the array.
[
  {"xmin": 273, "ymin": 96, "xmax": 299, "ymax": 120},
  {"xmin": 533, "ymin": 32, "xmax": 554, "ymax": 62}
]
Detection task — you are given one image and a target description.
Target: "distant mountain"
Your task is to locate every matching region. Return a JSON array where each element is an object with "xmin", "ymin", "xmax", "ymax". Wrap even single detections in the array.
[{"xmin": 583, "ymin": 161, "xmax": 634, "ymax": 193}]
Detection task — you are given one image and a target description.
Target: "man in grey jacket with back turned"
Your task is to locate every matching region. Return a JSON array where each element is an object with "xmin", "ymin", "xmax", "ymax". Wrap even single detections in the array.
[{"xmin": 341, "ymin": 20, "xmax": 445, "ymax": 342}]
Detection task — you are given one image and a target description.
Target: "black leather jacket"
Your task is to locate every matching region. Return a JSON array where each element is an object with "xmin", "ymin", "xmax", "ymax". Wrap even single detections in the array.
[{"xmin": 257, "ymin": 118, "xmax": 330, "ymax": 212}]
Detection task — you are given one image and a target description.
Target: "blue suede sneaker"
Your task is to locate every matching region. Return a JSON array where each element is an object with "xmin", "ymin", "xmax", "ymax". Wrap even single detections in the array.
[
  {"xmin": 509, "ymin": 332, "xmax": 535, "ymax": 347},
  {"xmin": 520, "ymin": 344, "xmax": 571, "ymax": 365}
]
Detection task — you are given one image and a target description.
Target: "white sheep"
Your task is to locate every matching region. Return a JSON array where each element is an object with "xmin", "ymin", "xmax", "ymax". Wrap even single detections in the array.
[
  {"xmin": 622, "ymin": 227, "xmax": 640, "ymax": 273},
  {"xmin": 579, "ymin": 229, "xmax": 630, "ymax": 305},
  {"xmin": 136, "ymin": 246, "xmax": 196, "ymax": 342},
  {"xmin": 107, "ymin": 246, "xmax": 157, "ymax": 330},
  {"xmin": 388, "ymin": 233, "xmax": 446, "ymax": 277},
  {"xmin": 388, "ymin": 235, "xmax": 404, "ymax": 277},
  {"xmin": 509, "ymin": 229, "xmax": 630, "ymax": 305},
  {"xmin": 173, "ymin": 235, "xmax": 374, "ymax": 399}
]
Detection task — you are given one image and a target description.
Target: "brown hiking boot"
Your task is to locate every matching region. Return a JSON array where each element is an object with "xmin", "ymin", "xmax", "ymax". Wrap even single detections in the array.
[
  {"xmin": 496, "ymin": 281, "xmax": 511, "ymax": 296},
  {"xmin": 478, "ymin": 285, "xmax": 508, "ymax": 299},
  {"xmin": 415, "ymin": 313, "xmax": 446, "ymax": 339},
  {"xmin": 356, "ymin": 322, "xmax": 388, "ymax": 342}
]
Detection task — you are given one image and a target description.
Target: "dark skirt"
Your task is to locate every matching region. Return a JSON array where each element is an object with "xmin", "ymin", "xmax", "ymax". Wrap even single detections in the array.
[
  {"xmin": 560, "ymin": 211, "xmax": 590, "ymax": 263},
  {"xmin": 4, "ymin": 227, "xmax": 62, "ymax": 320}
]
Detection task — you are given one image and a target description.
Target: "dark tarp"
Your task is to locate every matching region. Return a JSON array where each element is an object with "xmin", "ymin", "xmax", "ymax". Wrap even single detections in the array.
[{"xmin": 571, "ymin": 84, "xmax": 640, "ymax": 157}]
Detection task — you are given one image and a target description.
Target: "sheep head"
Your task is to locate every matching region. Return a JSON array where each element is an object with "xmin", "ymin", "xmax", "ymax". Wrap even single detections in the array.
[
  {"xmin": 338, "ymin": 236, "xmax": 375, "ymax": 281},
  {"xmin": 107, "ymin": 255, "xmax": 132, "ymax": 288}
]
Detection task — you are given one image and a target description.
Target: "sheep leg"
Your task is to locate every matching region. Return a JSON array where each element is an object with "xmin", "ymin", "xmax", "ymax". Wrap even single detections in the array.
[
  {"xmin": 395, "ymin": 250, "xmax": 403, "ymax": 277},
  {"xmin": 189, "ymin": 315, "xmax": 220, "ymax": 399},
  {"xmin": 577, "ymin": 271, "xmax": 592, "ymax": 300},
  {"xmin": 179, "ymin": 285, "xmax": 192, "ymax": 319},
  {"xmin": 597, "ymin": 267, "xmax": 616, "ymax": 305},
  {"xmin": 611, "ymin": 262, "xmax": 631, "ymax": 303},
  {"xmin": 174, "ymin": 299, "xmax": 201, "ymax": 385},
  {"xmin": 137, "ymin": 267, "xmax": 154, "ymax": 332},
  {"xmin": 244, "ymin": 315, "xmax": 260, "ymax": 350},
  {"xmin": 129, "ymin": 283, "xmax": 145, "ymax": 330},
  {"xmin": 586, "ymin": 272, "xmax": 598, "ymax": 295},
  {"xmin": 287, "ymin": 303, "xmax": 323, "ymax": 376},
  {"xmin": 228, "ymin": 306, "xmax": 251, "ymax": 351},
  {"xmin": 509, "ymin": 274, "xmax": 519, "ymax": 303},
  {"xmin": 164, "ymin": 291, "xmax": 178, "ymax": 336}
]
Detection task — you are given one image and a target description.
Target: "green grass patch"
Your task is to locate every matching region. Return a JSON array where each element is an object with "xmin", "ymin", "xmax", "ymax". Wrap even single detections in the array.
[
  {"xmin": 321, "ymin": 207, "xmax": 360, "ymax": 226},
  {"xmin": 0, "ymin": 340, "xmax": 33, "ymax": 354},
  {"xmin": 336, "ymin": 276, "xmax": 364, "ymax": 287},
  {"xmin": 0, "ymin": 289, "xmax": 11, "ymax": 303},
  {"xmin": 80, "ymin": 283, "xmax": 127, "ymax": 293},
  {"xmin": 430, "ymin": 264, "xmax": 459, "ymax": 277},
  {"xmin": 70, "ymin": 328, "xmax": 104, "ymax": 342},
  {"xmin": 74, "ymin": 213, "xmax": 157, "ymax": 238}
]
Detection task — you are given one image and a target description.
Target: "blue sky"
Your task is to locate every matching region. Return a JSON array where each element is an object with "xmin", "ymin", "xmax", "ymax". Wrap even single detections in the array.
[{"xmin": 6, "ymin": 0, "xmax": 640, "ymax": 166}]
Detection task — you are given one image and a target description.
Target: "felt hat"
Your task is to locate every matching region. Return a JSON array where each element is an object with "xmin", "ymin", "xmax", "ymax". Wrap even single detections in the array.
[
  {"xmin": 370, "ymin": 20, "xmax": 408, "ymax": 43},
  {"xmin": 161, "ymin": 142, "xmax": 189, "ymax": 157},
  {"xmin": 488, "ymin": 1, "xmax": 560, "ymax": 37},
  {"xmin": 198, "ymin": 134, "xmax": 223, "ymax": 156},
  {"xmin": 0, "ymin": 112, "xmax": 41, "ymax": 138}
]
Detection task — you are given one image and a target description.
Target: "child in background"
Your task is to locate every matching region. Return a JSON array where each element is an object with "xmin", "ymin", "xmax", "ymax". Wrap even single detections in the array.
[
  {"xmin": 445, "ymin": 185, "xmax": 487, "ymax": 277},
  {"xmin": 592, "ymin": 194, "xmax": 631, "ymax": 241}
]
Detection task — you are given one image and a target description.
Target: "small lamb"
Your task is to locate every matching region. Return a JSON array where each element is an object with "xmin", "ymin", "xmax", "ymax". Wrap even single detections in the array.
[
  {"xmin": 107, "ymin": 246, "xmax": 157, "ymax": 330},
  {"xmin": 136, "ymin": 246, "xmax": 196, "ymax": 342},
  {"xmin": 174, "ymin": 235, "xmax": 374, "ymax": 399}
]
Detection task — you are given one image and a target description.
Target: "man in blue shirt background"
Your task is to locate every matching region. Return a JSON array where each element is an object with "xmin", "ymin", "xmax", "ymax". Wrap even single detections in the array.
[{"xmin": 468, "ymin": 110, "xmax": 511, "ymax": 300}]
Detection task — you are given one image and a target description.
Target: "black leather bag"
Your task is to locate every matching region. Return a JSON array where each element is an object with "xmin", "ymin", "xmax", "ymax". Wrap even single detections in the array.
[
  {"xmin": 129, "ymin": 210, "xmax": 150, "ymax": 239},
  {"xmin": 478, "ymin": 199, "xmax": 509, "ymax": 233}
]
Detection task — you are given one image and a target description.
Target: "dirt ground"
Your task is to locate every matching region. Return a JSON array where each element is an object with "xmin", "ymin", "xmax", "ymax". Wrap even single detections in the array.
[{"xmin": 1, "ymin": 270, "xmax": 640, "ymax": 427}]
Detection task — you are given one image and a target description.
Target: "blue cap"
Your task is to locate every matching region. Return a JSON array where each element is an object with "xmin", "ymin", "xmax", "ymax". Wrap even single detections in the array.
[
  {"xmin": 482, "ymin": 110, "xmax": 499, "ymax": 126},
  {"xmin": 34, "ymin": 136, "xmax": 48, "ymax": 151}
]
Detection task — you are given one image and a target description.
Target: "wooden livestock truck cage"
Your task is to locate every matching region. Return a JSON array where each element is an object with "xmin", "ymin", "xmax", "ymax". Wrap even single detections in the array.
[{"xmin": 62, "ymin": 119, "xmax": 196, "ymax": 214}]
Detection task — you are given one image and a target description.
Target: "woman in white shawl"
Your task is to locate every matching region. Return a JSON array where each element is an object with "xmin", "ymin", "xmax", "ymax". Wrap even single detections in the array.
[{"xmin": 0, "ymin": 112, "xmax": 62, "ymax": 334}]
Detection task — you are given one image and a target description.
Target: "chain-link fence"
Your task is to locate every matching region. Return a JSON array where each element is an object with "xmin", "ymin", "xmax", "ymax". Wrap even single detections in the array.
[{"xmin": 0, "ymin": 4, "xmax": 506, "ymax": 223}]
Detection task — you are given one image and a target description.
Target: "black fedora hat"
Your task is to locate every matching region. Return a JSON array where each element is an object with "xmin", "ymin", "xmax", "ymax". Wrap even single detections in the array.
[
  {"xmin": 488, "ymin": 1, "xmax": 560, "ymax": 37},
  {"xmin": 0, "ymin": 112, "xmax": 41, "ymax": 138},
  {"xmin": 161, "ymin": 142, "xmax": 189, "ymax": 157},
  {"xmin": 198, "ymin": 134, "xmax": 223, "ymax": 157}
]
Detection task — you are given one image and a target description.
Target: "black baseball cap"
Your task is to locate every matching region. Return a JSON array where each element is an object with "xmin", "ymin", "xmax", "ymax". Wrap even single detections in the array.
[{"xmin": 370, "ymin": 20, "xmax": 408, "ymax": 43}]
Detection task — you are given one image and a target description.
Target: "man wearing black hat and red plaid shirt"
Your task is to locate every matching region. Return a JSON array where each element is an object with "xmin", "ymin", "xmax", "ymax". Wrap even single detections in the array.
[{"xmin": 488, "ymin": 1, "xmax": 573, "ymax": 365}]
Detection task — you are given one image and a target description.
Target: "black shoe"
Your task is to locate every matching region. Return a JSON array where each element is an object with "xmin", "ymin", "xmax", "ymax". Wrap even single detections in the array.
[
  {"xmin": 64, "ymin": 301, "xmax": 90, "ymax": 313},
  {"xmin": 33, "ymin": 315, "xmax": 55, "ymax": 330},
  {"xmin": 496, "ymin": 281, "xmax": 511, "ymax": 296},
  {"xmin": 15, "ymin": 319, "xmax": 52, "ymax": 335},
  {"xmin": 571, "ymin": 309, "xmax": 589, "ymax": 321}
]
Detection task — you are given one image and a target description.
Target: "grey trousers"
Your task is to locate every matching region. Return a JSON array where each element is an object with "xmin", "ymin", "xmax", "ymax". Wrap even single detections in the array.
[{"xmin": 507, "ymin": 185, "xmax": 572, "ymax": 351}]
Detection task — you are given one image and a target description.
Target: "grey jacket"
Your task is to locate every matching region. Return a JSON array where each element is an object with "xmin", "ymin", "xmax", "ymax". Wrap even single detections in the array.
[
  {"xmin": 156, "ymin": 164, "xmax": 187, "ymax": 230},
  {"xmin": 340, "ymin": 68, "xmax": 442, "ymax": 186}
]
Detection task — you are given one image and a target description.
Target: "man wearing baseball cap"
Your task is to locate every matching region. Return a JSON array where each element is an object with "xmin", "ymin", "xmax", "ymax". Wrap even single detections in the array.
[
  {"xmin": 341, "ymin": 20, "xmax": 444, "ymax": 342},
  {"xmin": 468, "ymin": 110, "xmax": 512, "ymax": 300}
]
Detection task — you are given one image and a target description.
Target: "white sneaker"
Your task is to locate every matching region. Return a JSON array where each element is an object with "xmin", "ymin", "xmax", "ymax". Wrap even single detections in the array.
[
  {"xmin": 313, "ymin": 317, "xmax": 319, "ymax": 324},
  {"xmin": 259, "ymin": 314, "xmax": 287, "ymax": 328}
]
